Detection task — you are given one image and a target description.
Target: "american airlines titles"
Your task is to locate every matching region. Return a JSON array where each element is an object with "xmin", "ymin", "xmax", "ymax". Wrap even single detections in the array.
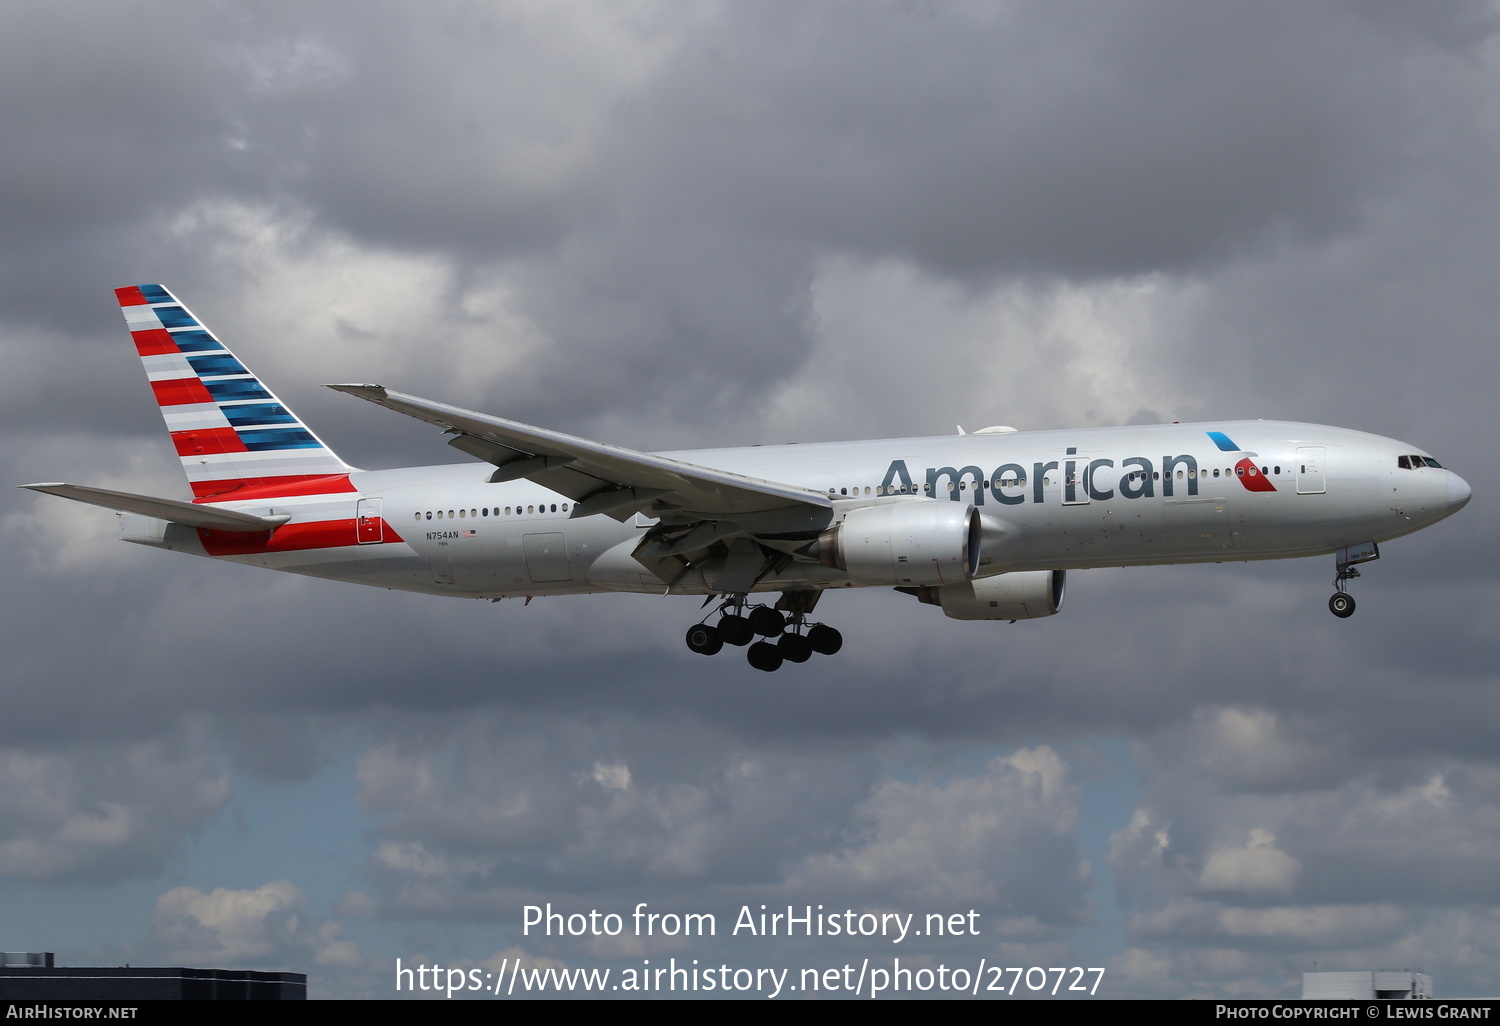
[{"xmin": 880, "ymin": 448, "xmax": 1247, "ymax": 506}]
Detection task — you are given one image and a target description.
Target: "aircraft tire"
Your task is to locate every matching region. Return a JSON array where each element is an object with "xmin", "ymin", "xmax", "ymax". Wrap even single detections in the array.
[
  {"xmin": 686, "ymin": 624, "xmax": 723, "ymax": 655},
  {"xmin": 778, "ymin": 633, "xmax": 813, "ymax": 663},
  {"xmin": 747, "ymin": 641, "xmax": 784, "ymax": 672},
  {"xmin": 807, "ymin": 624, "xmax": 843, "ymax": 655},
  {"xmin": 748, "ymin": 606, "xmax": 787, "ymax": 637},
  {"xmin": 719, "ymin": 615, "xmax": 755, "ymax": 646},
  {"xmin": 1328, "ymin": 593, "xmax": 1355, "ymax": 618}
]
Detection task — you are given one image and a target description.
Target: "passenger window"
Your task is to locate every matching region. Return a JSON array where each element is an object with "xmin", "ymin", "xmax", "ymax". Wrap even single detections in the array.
[{"xmin": 1213, "ymin": 469, "xmax": 1220, "ymax": 478}]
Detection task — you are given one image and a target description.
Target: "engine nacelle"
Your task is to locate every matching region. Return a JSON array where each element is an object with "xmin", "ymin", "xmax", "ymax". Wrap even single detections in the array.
[
  {"xmin": 817, "ymin": 500, "xmax": 980, "ymax": 586},
  {"xmin": 904, "ymin": 569, "xmax": 1066, "ymax": 621}
]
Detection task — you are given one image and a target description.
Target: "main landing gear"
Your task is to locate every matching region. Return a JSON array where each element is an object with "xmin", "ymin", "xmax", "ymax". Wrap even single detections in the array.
[
  {"xmin": 1328, "ymin": 541, "xmax": 1379, "ymax": 619},
  {"xmin": 685, "ymin": 591, "xmax": 843, "ymax": 671}
]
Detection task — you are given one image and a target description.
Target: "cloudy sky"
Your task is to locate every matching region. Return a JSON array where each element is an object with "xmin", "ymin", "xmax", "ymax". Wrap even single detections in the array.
[{"xmin": 2, "ymin": 0, "xmax": 1497, "ymax": 1000}]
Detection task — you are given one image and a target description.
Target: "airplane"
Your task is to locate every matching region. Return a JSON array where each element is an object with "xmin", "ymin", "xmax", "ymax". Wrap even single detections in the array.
[{"xmin": 21, "ymin": 285, "xmax": 1472, "ymax": 672}]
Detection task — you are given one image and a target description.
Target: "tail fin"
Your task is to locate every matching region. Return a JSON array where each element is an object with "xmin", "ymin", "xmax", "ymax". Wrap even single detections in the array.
[{"xmin": 116, "ymin": 284, "xmax": 356, "ymax": 500}]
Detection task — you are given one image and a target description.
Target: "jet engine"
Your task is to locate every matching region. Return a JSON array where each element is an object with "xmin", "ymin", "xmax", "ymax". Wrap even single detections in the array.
[
  {"xmin": 900, "ymin": 569, "xmax": 1065, "ymax": 620},
  {"xmin": 816, "ymin": 501, "xmax": 986, "ymax": 586}
]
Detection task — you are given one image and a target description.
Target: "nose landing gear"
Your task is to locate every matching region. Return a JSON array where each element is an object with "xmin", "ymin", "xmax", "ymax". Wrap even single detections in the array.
[
  {"xmin": 684, "ymin": 591, "xmax": 843, "ymax": 670},
  {"xmin": 1328, "ymin": 541, "xmax": 1379, "ymax": 619}
]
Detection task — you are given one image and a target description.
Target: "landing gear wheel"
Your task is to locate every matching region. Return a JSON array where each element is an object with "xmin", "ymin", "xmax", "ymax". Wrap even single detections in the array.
[
  {"xmin": 748, "ymin": 606, "xmax": 787, "ymax": 637},
  {"xmin": 1328, "ymin": 544, "xmax": 1374, "ymax": 621},
  {"xmin": 718, "ymin": 615, "xmax": 754, "ymax": 647},
  {"xmin": 685, "ymin": 623, "xmax": 723, "ymax": 656},
  {"xmin": 806, "ymin": 624, "xmax": 843, "ymax": 655},
  {"xmin": 777, "ymin": 633, "xmax": 813, "ymax": 663},
  {"xmin": 747, "ymin": 641, "xmax": 784, "ymax": 672}
]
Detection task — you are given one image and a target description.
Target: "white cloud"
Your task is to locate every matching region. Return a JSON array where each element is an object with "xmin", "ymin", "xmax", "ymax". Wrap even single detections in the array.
[
  {"xmin": 1199, "ymin": 828, "xmax": 1301, "ymax": 897},
  {"xmin": 762, "ymin": 258, "xmax": 1193, "ymax": 443},
  {"xmin": 791, "ymin": 746, "xmax": 1087, "ymax": 917},
  {"xmin": 590, "ymin": 760, "xmax": 632, "ymax": 791},
  {"xmin": 150, "ymin": 880, "xmax": 364, "ymax": 969},
  {"xmin": 162, "ymin": 201, "xmax": 549, "ymax": 408}
]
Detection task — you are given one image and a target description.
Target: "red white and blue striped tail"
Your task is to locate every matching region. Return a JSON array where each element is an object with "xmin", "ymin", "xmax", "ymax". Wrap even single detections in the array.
[{"xmin": 116, "ymin": 284, "xmax": 356, "ymax": 501}]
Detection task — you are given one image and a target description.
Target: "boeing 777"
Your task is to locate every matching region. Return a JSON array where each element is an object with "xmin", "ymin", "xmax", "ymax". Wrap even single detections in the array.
[{"xmin": 21, "ymin": 285, "xmax": 1472, "ymax": 671}]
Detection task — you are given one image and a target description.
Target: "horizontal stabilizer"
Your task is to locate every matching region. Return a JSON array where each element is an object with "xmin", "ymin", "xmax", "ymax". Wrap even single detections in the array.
[{"xmin": 18, "ymin": 483, "xmax": 291, "ymax": 533}]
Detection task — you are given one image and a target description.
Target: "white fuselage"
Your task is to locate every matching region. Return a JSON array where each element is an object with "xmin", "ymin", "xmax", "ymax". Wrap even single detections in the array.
[{"xmin": 130, "ymin": 420, "xmax": 1469, "ymax": 601}]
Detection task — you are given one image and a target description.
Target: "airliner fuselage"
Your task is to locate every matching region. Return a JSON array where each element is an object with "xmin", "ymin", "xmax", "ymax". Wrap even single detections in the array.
[{"xmin": 127, "ymin": 422, "xmax": 1464, "ymax": 599}]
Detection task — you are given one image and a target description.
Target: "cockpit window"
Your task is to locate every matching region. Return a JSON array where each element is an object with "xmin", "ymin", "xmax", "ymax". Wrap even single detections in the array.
[
  {"xmin": 1398, "ymin": 455, "xmax": 1412, "ymax": 470},
  {"xmin": 1398, "ymin": 454, "xmax": 1442, "ymax": 469},
  {"xmin": 1422, "ymin": 456, "xmax": 1443, "ymax": 468}
]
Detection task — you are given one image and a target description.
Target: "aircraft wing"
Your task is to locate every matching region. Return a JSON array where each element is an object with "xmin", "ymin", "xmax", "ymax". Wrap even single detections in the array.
[
  {"xmin": 326, "ymin": 385, "xmax": 832, "ymax": 524},
  {"xmin": 19, "ymin": 483, "xmax": 292, "ymax": 532}
]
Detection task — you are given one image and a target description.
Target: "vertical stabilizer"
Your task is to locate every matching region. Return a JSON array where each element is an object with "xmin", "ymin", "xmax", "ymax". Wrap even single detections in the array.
[{"xmin": 116, "ymin": 284, "xmax": 355, "ymax": 500}]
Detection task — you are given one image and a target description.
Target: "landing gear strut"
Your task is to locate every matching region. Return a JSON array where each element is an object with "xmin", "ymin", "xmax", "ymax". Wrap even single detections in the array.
[
  {"xmin": 684, "ymin": 591, "xmax": 843, "ymax": 670},
  {"xmin": 1328, "ymin": 541, "xmax": 1378, "ymax": 619}
]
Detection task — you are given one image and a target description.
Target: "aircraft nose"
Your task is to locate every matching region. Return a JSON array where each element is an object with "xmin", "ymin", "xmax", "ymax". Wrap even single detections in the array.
[{"xmin": 1446, "ymin": 471, "xmax": 1472, "ymax": 513}]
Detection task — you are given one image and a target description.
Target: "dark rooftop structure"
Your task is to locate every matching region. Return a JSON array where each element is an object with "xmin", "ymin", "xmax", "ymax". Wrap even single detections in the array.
[{"xmin": 0, "ymin": 953, "xmax": 305, "ymax": 1000}]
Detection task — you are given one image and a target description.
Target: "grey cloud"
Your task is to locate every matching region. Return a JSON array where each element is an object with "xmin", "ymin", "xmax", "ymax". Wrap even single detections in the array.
[
  {"xmin": 0, "ymin": 736, "xmax": 228, "ymax": 883},
  {"xmin": 2, "ymin": 0, "xmax": 1498, "ymax": 998}
]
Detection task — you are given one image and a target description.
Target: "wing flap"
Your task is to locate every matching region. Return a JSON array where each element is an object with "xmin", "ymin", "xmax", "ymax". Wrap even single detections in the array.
[{"xmin": 19, "ymin": 483, "xmax": 291, "ymax": 533}]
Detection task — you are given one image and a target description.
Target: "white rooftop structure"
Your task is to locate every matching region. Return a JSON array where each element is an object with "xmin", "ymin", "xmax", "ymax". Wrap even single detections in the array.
[{"xmin": 1303, "ymin": 971, "xmax": 1431, "ymax": 1000}]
